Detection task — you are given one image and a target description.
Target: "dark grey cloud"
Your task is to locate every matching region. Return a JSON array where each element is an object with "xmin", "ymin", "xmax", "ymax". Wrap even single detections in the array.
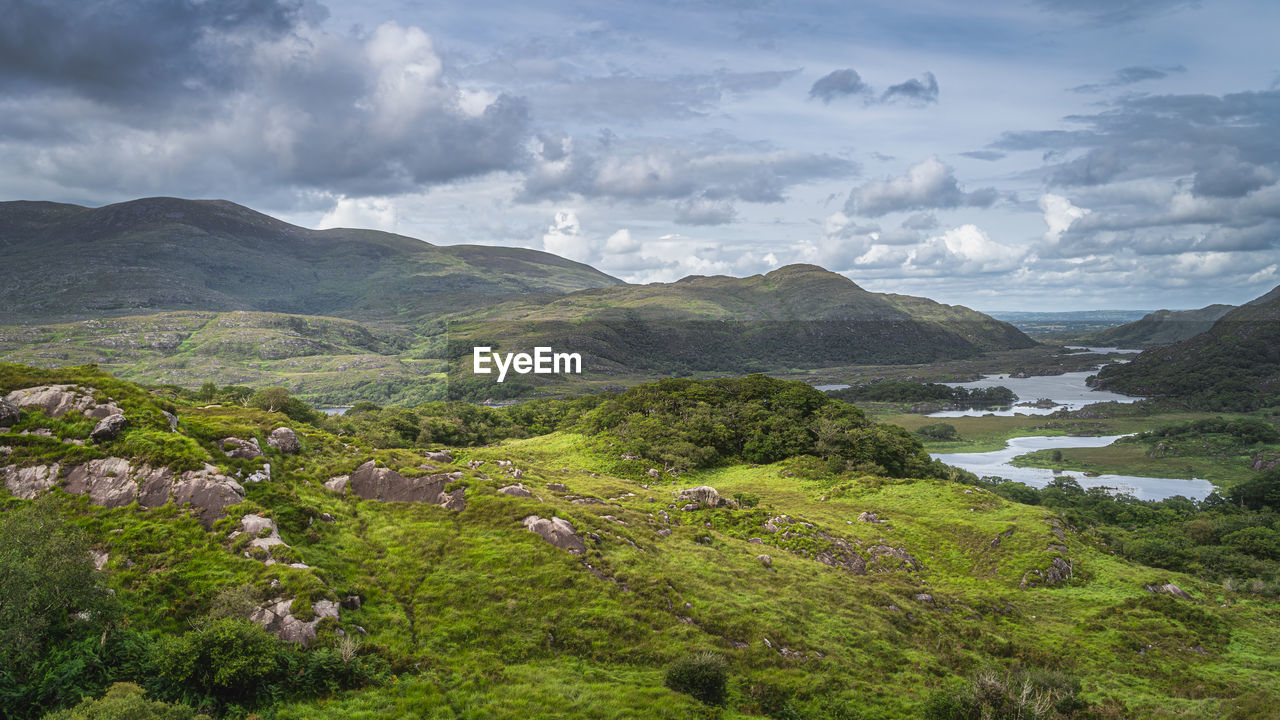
[
  {"xmin": 0, "ymin": 0, "xmax": 320, "ymax": 104},
  {"xmin": 1071, "ymin": 65, "xmax": 1186, "ymax": 93},
  {"xmin": 809, "ymin": 68, "xmax": 939, "ymax": 106},
  {"xmin": 1192, "ymin": 152, "xmax": 1277, "ymax": 198},
  {"xmin": 881, "ymin": 72, "xmax": 938, "ymax": 105},
  {"xmin": 959, "ymin": 150, "xmax": 1006, "ymax": 161},
  {"xmin": 0, "ymin": 10, "xmax": 532, "ymax": 199},
  {"xmin": 809, "ymin": 69, "xmax": 868, "ymax": 103},
  {"xmin": 993, "ymin": 87, "xmax": 1280, "ymax": 192},
  {"xmin": 845, "ymin": 157, "xmax": 996, "ymax": 217}
]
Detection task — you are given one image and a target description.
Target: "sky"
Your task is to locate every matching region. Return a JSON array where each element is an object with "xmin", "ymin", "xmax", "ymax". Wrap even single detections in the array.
[{"xmin": 3, "ymin": 0, "xmax": 1280, "ymax": 311}]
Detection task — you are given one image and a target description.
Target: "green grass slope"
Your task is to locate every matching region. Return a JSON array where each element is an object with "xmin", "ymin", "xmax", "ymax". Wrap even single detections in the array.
[{"xmin": 2, "ymin": 365, "xmax": 1277, "ymax": 719}]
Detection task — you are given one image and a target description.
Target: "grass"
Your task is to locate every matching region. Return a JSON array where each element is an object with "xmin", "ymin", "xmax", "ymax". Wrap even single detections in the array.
[{"xmin": 3, "ymin": 363, "xmax": 1280, "ymax": 718}]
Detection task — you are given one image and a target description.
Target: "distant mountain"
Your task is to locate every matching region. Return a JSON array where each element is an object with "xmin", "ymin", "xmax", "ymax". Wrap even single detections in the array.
[
  {"xmin": 1095, "ymin": 285, "xmax": 1280, "ymax": 410},
  {"xmin": 444, "ymin": 264, "xmax": 1037, "ymax": 397},
  {"xmin": 1082, "ymin": 304, "xmax": 1236, "ymax": 348},
  {"xmin": 0, "ymin": 197, "xmax": 621, "ymax": 323}
]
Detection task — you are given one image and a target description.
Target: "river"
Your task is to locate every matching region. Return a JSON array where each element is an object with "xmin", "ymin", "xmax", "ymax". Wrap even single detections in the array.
[{"xmin": 931, "ymin": 435, "xmax": 1214, "ymax": 501}]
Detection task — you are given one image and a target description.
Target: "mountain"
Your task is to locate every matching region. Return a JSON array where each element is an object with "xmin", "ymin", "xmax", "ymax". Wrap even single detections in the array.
[
  {"xmin": 0, "ymin": 197, "xmax": 621, "ymax": 323},
  {"xmin": 1082, "ymin": 304, "xmax": 1236, "ymax": 348},
  {"xmin": 1095, "ymin": 285, "xmax": 1280, "ymax": 410},
  {"xmin": 443, "ymin": 264, "xmax": 1036, "ymax": 398}
]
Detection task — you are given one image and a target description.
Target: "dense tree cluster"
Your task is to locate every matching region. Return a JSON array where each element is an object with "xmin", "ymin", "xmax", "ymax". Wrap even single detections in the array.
[{"xmin": 827, "ymin": 381, "xmax": 1016, "ymax": 408}]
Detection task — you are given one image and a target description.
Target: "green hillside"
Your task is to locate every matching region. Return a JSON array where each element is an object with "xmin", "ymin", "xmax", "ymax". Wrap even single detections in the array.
[
  {"xmin": 443, "ymin": 265, "xmax": 1036, "ymax": 399},
  {"xmin": 1082, "ymin": 305, "xmax": 1236, "ymax": 348},
  {"xmin": 0, "ymin": 198, "xmax": 621, "ymax": 324},
  {"xmin": 3, "ymin": 364, "xmax": 1279, "ymax": 719},
  {"xmin": 1095, "ymin": 285, "xmax": 1280, "ymax": 410}
]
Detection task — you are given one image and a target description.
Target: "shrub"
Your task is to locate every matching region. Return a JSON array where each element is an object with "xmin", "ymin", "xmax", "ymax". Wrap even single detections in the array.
[
  {"xmin": 664, "ymin": 651, "xmax": 728, "ymax": 706},
  {"xmin": 42, "ymin": 682, "xmax": 207, "ymax": 720},
  {"xmin": 156, "ymin": 618, "xmax": 282, "ymax": 708},
  {"xmin": 916, "ymin": 423, "xmax": 959, "ymax": 441},
  {"xmin": 733, "ymin": 492, "xmax": 761, "ymax": 509}
]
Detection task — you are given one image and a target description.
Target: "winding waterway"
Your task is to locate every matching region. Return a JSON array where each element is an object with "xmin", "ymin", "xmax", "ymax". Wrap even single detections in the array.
[{"xmin": 931, "ymin": 435, "xmax": 1214, "ymax": 501}]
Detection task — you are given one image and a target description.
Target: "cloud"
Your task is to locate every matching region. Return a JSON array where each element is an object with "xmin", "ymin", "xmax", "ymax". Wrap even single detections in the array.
[
  {"xmin": 1033, "ymin": 0, "xmax": 1197, "ymax": 24},
  {"xmin": 1192, "ymin": 151, "xmax": 1276, "ymax": 198},
  {"xmin": 318, "ymin": 197, "xmax": 399, "ymax": 231},
  {"xmin": 1071, "ymin": 65, "xmax": 1186, "ymax": 93},
  {"xmin": 1039, "ymin": 193, "xmax": 1091, "ymax": 245},
  {"xmin": 959, "ymin": 150, "xmax": 1005, "ymax": 161},
  {"xmin": 881, "ymin": 71, "xmax": 938, "ymax": 105},
  {"xmin": 519, "ymin": 131, "xmax": 857, "ymax": 222},
  {"xmin": 845, "ymin": 157, "xmax": 996, "ymax": 217},
  {"xmin": 808, "ymin": 69, "xmax": 868, "ymax": 103},
  {"xmin": 675, "ymin": 197, "xmax": 738, "ymax": 225},
  {"xmin": 809, "ymin": 68, "xmax": 939, "ymax": 106},
  {"xmin": 0, "ymin": 0, "xmax": 320, "ymax": 104},
  {"xmin": 541, "ymin": 210, "xmax": 594, "ymax": 262},
  {"xmin": 0, "ymin": 13, "xmax": 531, "ymax": 199}
]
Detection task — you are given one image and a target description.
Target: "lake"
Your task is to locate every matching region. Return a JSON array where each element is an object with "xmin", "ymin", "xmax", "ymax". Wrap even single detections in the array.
[
  {"xmin": 931, "ymin": 435, "xmax": 1215, "ymax": 501},
  {"xmin": 927, "ymin": 369, "xmax": 1143, "ymax": 417}
]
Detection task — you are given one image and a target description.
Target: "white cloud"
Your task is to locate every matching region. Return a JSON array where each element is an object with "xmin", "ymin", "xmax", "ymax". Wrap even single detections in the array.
[
  {"xmin": 1039, "ymin": 193, "xmax": 1091, "ymax": 244},
  {"xmin": 846, "ymin": 157, "xmax": 996, "ymax": 217},
  {"xmin": 317, "ymin": 197, "xmax": 399, "ymax": 231}
]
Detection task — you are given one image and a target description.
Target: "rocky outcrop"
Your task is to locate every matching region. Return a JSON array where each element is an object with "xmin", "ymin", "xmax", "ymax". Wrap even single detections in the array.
[
  {"xmin": 2, "ymin": 463, "xmax": 60, "ymax": 499},
  {"xmin": 219, "ymin": 437, "xmax": 263, "ymax": 460},
  {"xmin": 90, "ymin": 414, "xmax": 128, "ymax": 443},
  {"xmin": 1020, "ymin": 556, "xmax": 1074, "ymax": 589},
  {"xmin": 1144, "ymin": 582, "xmax": 1192, "ymax": 600},
  {"xmin": 0, "ymin": 399, "xmax": 18, "ymax": 427},
  {"xmin": 64, "ymin": 458, "xmax": 138, "ymax": 507},
  {"xmin": 868, "ymin": 545, "xmax": 923, "ymax": 572},
  {"xmin": 266, "ymin": 427, "xmax": 300, "ymax": 454},
  {"xmin": 251, "ymin": 597, "xmax": 340, "ymax": 645},
  {"xmin": 498, "ymin": 483, "xmax": 534, "ymax": 498},
  {"xmin": 425, "ymin": 450, "xmax": 452, "ymax": 463},
  {"xmin": 172, "ymin": 467, "xmax": 247, "ymax": 528},
  {"xmin": 522, "ymin": 515, "xmax": 587, "ymax": 555},
  {"xmin": 323, "ymin": 475, "xmax": 349, "ymax": 494},
  {"xmin": 345, "ymin": 461, "xmax": 465, "ymax": 510},
  {"xmin": 3, "ymin": 385, "xmax": 121, "ymax": 419},
  {"xmin": 677, "ymin": 486, "xmax": 727, "ymax": 510},
  {"xmin": 5, "ymin": 458, "xmax": 243, "ymax": 527}
]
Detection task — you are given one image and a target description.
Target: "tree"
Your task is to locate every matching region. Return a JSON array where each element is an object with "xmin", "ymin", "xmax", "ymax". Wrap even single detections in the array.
[
  {"xmin": 0, "ymin": 497, "xmax": 116, "ymax": 675},
  {"xmin": 249, "ymin": 387, "xmax": 292, "ymax": 414}
]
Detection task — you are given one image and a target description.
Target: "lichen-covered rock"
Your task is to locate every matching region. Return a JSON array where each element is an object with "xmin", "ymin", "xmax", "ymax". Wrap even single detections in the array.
[
  {"xmin": 64, "ymin": 457, "xmax": 136, "ymax": 507},
  {"xmin": 677, "ymin": 486, "xmax": 723, "ymax": 508},
  {"xmin": 868, "ymin": 545, "xmax": 923, "ymax": 572},
  {"xmin": 1144, "ymin": 582, "xmax": 1192, "ymax": 600},
  {"xmin": 546, "ymin": 482, "xmax": 568, "ymax": 492},
  {"xmin": 499, "ymin": 483, "xmax": 534, "ymax": 498},
  {"xmin": 522, "ymin": 515, "xmax": 587, "ymax": 555},
  {"xmin": 219, "ymin": 437, "xmax": 263, "ymax": 460},
  {"xmin": 251, "ymin": 597, "xmax": 340, "ymax": 645},
  {"xmin": 0, "ymin": 399, "xmax": 18, "ymax": 427},
  {"xmin": 90, "ymin": 413, "xmax": 128, "ymax": 443},
  {"xmin": 1020, "ymin": 556, "xmax": 1074, "ymax": 589},
  {"xmin": 2, "ymin": 463, "xmax": 60, "ymax": 499},
  {"xmin": 425, "ymin": 450, "xmax": 452, "ymax": 463},
  {"xmin": 162, "ymin": 410, "xmax": 179, "ymax": 432},
  {"xmin": 171, "ymin": 465, "xmax": 245, "ymax": 528},
  {"xmin": 3, "ymin": 385, "xmax": 122, "ymax": 419},
  {"xmin": 324, "ymin": 475, "xmax": 349, "ymax": 494},
  {"xmin": 245, "ymin": 463, "xmax": 271, "ymax": 483},
  {"xmin": 347, "ymin": 460, "xmax": 463, "ymax": 510},
  {"xmin": 266, "ymin": 427, "xmax": 300, "ymax": 454}
]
